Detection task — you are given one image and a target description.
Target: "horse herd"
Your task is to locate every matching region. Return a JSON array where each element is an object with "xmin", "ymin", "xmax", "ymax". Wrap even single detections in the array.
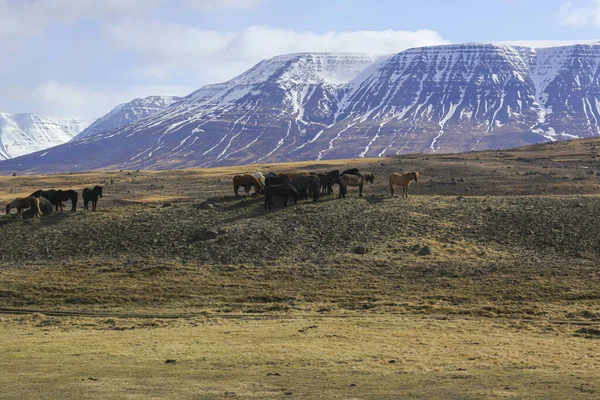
[
  {"xmin": 5, "ymin": 186, "xmax": 104, "ymax": 219},
  {"xmin": 232, "ymin": 168, "xmax": 419, "ymax": 209},
  {"xmin": 4, "ymin": 167, "xmax": 419, "ymax": 218}
]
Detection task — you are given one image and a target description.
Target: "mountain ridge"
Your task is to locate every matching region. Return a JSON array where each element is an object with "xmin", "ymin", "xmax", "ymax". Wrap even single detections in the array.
[{"xmin": 3, "ymin": 43, "xmax": 600, "ymax": 173}]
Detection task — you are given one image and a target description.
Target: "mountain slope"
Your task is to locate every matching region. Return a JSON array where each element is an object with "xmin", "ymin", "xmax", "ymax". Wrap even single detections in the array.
[
  {"xmin": 293, "ymin": 44, "xmax": 600, "ymax": 160},
  {"xmin": 75, "ymin": 95, "xmax": 181, "ymax": 140},
  {"xmin": 4, "ymin": 44, "xmax": 600, "ymax": 173},
  {"xmin": 0, "ymin": 113, "xmax": 90, "ymax": 160}
]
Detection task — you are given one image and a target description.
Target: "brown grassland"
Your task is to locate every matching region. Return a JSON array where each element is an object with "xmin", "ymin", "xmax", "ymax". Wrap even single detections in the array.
[{"xmin": 1, "ymin": 138, "xmax": 600, "ymax": 398}]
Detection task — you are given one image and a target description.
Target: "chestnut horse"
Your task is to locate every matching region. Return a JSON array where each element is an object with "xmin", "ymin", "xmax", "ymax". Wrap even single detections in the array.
[
  {"xmin": 5, "ymin": 196, "xmax": 42, "ymax": 219},
  {"xmin": 339, "ymin": 172, "xmax": 374, "ymax": 198},
  {"xmin": 389, "ymin": 171, "xmax": 418, "ymax": 197},
  {"xmin": 233, "ymin": 174, "xmax": 262, "ymax": 196}
]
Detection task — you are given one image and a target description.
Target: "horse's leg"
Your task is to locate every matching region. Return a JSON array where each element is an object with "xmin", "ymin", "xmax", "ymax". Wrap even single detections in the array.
[{"xmin": 359, "ymin": 184, "xmax": 363, "ymax": 197}]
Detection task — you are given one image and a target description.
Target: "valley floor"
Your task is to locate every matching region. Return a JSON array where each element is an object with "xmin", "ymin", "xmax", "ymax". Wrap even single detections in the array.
[{"xmin": 1, "ymin": 139, "xmax": 600, "ymax": 398}]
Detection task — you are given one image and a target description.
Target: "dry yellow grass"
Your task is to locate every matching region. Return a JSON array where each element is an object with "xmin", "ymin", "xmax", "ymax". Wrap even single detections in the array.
[
  {"xmin": 2, "ymin": 140, "xmax": 600, "ymax": 398},
  {"xmin": 1, "ymin": 314, "xmax": 598, "ymax": 399}
]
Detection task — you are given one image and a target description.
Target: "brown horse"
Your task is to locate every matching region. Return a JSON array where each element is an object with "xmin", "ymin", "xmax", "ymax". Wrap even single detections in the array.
[
  {"xmin": 5, "ymin": 196, "xmax": 42, "ymax": 219},
  {"xmin": 233, "ymin": 174, "xmax": 263, "ymax": 196},
  {"xmin": 389, "ymin": 171, "xmax": 418, "ymax": 197},
  {"xmin": 339, "ymin": 172, "xmax": 374, "ymax": 198}
]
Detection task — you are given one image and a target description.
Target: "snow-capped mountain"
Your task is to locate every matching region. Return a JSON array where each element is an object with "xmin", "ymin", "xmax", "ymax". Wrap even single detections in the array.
[
  {"xmin": 293, "ymin": 43, "xmax": 600, "ymax": 159},
  {"xmin": 0, "ymin": 113, "xmax": 91, "ymax": 160},
  {"xmin": 4, "ymin": 44, "xmax": 600, "ymax": 173},
  {"xmin": 75, "ymin": 95, "xmax": 181, "ymax": 140}
]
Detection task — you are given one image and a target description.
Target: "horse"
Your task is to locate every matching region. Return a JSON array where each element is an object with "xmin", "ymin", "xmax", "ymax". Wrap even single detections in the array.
[
  {"xmin": 342, "ymin": 168, "xmax": 359, "ymax": 176},
  {"xmin": 31, "ymin": 189, "xmax": 64, "ymax": 209},
  {"xmin": 82, "ymin": 186, "xmax": 103, "ymax": 211},
  {"xmin": 339, "ymin": 172, "xmax": 375, "ymax": 198},
  {"xmin": 318, "ymin": 170, "xmax": 340, "ymax": 195},
  {"xmin": 264, "ymin": 183, "xmax": 298, "ymax": 209},
  {"xmin": 50, "ymin": 189, "xmax": 78, "ymax": 212},
  {"xmin": 289, "ymin": 174, "xmax": 319, "ymax": 202},
  {"xmin": 5, "ymin": 196, "xmax": 42, "ymax": 219},
  {"xmin": 389, "ymin": 171, "xmax": 418, "ymax": 197},
  {"xmin": 233, "ymin": 174, "xmax": 262, "ymax": 196},
  {"xmin": 253, "ymin": 172, "xmax": 266, "ymax": 193},
  {"xmin": 265, "ymin": 173, "xmax": 291, "ymax": 187},
  {"xmin": 30, "ymin": 189, "xmax": 56, "ymax": 200}
]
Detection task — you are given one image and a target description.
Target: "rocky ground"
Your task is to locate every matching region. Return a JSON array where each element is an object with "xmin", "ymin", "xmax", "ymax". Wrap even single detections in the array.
[{"xmin": 0, "ymin": 138, "xmax": 599, "ymax": 318}]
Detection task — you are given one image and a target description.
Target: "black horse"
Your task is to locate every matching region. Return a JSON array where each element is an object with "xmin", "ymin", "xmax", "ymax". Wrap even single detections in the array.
[
  {"xmin": 82, "ymin": 186, "xmax": 103, "ymax": 211},
  {"xmin": 30, "ymin": 189, "xmax": 56, "ymax": 201},
  {"xmin": 289, "ymin": 174, "xmax": 319, "ymax": 202},
  {"xmin": 318, "ymin": 169, "xmax": 340, "ymax": 195},
  {"xmin": 50, "ymin": 189, "xmax": 78, "ymax": 212},
  {"xmin": 264, "ymin": 183, "xmax": 298, "ymax": 209},
  {"xmin": 265, "ymin": 173, "xmax": 291, "ymax": 187},
  {"xmin": 341, "ymin": 168, "xmax": 359, "ymax": 176},
  {"xmin": 31, "ymin": 189, "xmax": 64, "ymax": 209}
]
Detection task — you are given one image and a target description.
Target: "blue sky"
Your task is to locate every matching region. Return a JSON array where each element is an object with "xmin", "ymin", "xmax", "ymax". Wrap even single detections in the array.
[{"xmin": 1, "ymin": 0, "xmax": 599, "ymax": 119}]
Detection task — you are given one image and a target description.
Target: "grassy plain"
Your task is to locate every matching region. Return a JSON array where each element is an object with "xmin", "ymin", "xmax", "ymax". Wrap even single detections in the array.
[{"xmin": 1, "ymin": 138, "xmax": 600, "ymax": 398}]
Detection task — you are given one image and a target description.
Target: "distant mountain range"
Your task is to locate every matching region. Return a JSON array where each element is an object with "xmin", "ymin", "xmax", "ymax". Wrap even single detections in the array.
[
  {"xmin": 0, "ymin": 96, "xmax": 181, "ymax": 162},
  {"xmin": 0, "ymin": 113, "xmax": 90, "ymax": 160},
  {"xmin": 75, "ymin": 96, "xmax": 181, "ymax": 140},
  {"xmin": 3, "ymin": 43, "xmax": 600, "ymax": 173}
]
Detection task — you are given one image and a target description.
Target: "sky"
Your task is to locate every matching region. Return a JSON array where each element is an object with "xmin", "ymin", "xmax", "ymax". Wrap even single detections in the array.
[{"xmin": 1, "ymin": 0, "xmax": 600, "ymax": 120}]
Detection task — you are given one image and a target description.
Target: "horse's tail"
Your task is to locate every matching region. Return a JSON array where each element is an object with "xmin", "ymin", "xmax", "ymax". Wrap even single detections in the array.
[
  {"xmin": 232, "ymin": 176, "xmax": 239, "ymax": 195},
  {"xmin": 389, "ymin": 176, "xmax": 395, "ymax": 196},
  {"xmin": 34, "ymin": 197, "xmax": 42, "ymax": 217}
]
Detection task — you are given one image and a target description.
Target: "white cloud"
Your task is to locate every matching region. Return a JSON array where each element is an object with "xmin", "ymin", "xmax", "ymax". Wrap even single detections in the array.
[
  {"xmin": 181, "ymin": 0, "xmax": 264, "ymax": 11},
  {"xmin": 496, "ymin": 39, "xmax": 600, "ymax": 47},
  {"xmin": 3, "ymin": 81, "xmax": 194, "ymax": 119},
  {"xmin": 559, "ymin": 0, "xmax": 600, "ymax": 27},
  {"xmin": 0, "ymin": 0, "xmax": 161, "ymax": 39},
  {"xmin": 0, "ymin": 1, "xmax": 449, "ymax": 120},
  {"xmin": 107, "ymin": 23, "xmax": 449, "ymax": 83},
  {"xmin": 0, "ymin": 0, "xmax": 264, "ymax": 39}
]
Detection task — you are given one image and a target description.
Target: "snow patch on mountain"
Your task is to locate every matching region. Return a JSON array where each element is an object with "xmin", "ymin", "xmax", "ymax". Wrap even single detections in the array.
[{"xmin": 0, "ymin": 113, "xmax": 90, "ymax": 160}]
